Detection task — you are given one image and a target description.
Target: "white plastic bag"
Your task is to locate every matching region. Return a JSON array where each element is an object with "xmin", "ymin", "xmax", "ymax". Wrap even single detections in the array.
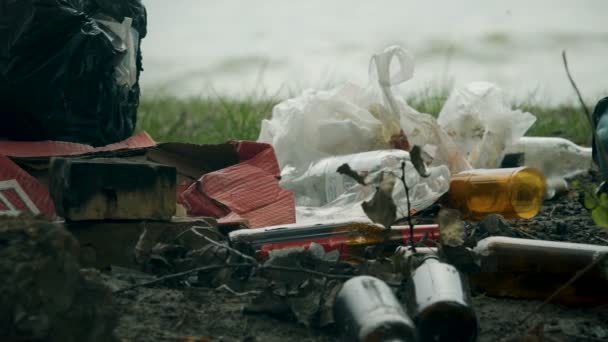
[
  {"xmin": 258, "ymin": 45, "xmax": 470, "ymax": 174},
  {"xmin": 437, "ymin": 82, "xmax": 536, "ymax": 169}
]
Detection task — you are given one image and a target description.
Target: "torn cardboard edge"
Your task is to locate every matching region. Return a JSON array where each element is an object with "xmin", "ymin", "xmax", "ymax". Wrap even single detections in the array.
[{"xmin": 0, "ymin": 134, "xmax": 295, "ymax": 228}]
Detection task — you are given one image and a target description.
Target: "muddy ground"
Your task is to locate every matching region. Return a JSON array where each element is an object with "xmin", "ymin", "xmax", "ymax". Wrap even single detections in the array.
[{"xmin": 105, "ymin": 173, "xmax": 608, "ymax": 342}]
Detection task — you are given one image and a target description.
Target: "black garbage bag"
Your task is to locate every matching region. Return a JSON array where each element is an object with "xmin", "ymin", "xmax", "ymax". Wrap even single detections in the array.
[{"xmin": 0, "ymin": 0, "xmax": 147, "ymax": 146}]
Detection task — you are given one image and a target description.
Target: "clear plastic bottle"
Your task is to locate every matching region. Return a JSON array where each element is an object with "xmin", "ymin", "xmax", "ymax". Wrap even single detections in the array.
[
  {"xmin": 442, "ymin": 167, "xmax": 546, "ymax": 221},
  {"xmin": 404, "ymin": 255, "xmax": 478, "ymax": 342},
  {"xmin": 334, "ymin": 276, "xmax": 418, "ymax": 342},
  {"xmin": 472, "ymin": 236, "xmax": 608, "ymax": 305},
  {"xmin": 502, "ymin": 137, "xmax": 592, "ymax": 198},
  {"xmin": 280, "ymin": 149, "xmax": 451, "ymax": 213}
]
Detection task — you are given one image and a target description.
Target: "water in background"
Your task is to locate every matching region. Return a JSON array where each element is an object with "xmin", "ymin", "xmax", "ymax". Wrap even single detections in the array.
[{"xmin": 142, "ymin": 0, "xmax": 608, "ymax": 103}]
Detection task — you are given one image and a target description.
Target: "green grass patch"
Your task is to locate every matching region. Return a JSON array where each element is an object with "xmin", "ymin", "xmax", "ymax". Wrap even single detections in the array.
[{"xmin": 138, "ymin": 94, "xmax": 593, "ymax": 146}]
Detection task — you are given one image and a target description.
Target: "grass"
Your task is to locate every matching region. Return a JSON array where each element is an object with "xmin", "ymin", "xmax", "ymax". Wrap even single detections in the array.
[{"xmin": 137, "ymin": 92, "xmax": 594, "ymax": 146}]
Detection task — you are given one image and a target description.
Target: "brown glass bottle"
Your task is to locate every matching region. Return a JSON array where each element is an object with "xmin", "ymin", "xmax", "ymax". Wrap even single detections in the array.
[
  {"xmin": 442, "ymin": 167, "xmax": 545, "ymax": 221},
  {"xmin": 334, "ymin": 276, "xmax": 417, "ymax": 342},
  {"xmin": 404, "ymin": 255, "xmax": 478, "ymax": 342},
  {"xmin": 472, "ymin": 236, "xmax": 608, "ymax": 306}
]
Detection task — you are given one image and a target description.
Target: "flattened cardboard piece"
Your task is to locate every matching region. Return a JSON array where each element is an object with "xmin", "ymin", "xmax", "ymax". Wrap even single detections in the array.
[
  {"xmin": 146, "ymin": 142, "xmax": 239, "ymax": 181},
  {"xmin": 0, "ymin": 131, "xmax": 156, "ymax": 158},
  {"xmin": 0, "ymin": 155, "xmax": 56, "ymax": 218},
  {"xmin": 180, "ymin": 142, "xmax": 296, "ymax": 228}
]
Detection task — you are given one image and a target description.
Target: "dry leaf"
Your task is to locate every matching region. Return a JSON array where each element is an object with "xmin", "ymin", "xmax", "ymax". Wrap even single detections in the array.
[
  {"xmin": 361, "ymin": 172, "xmax": 397, "ymax": 229},
  {"xmin": 410, "ymin": 145, "xmax": 430, "ymax": 177},
  {"xmin": 438, "ymin": 208, "xmax": 465, "ymax": 247},
  {"xmin": 337, "ymin": 163, "xmax": 367, "ymax": 185}
]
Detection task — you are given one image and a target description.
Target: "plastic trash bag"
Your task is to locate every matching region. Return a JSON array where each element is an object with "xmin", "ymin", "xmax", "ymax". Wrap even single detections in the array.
[
  {"xmin": 437, "ymin": 82, "xmax": 536, "ymax": 169},
  {"xmin": 258, "ymin": 45, "xmax": 470, "ymax": 174},
  {"xmin": 0, "ymin": 0, "xmax": 146, "ymax": 146}
]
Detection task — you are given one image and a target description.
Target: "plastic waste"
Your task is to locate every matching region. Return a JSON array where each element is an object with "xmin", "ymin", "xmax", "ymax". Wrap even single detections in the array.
[
  {"xmin": 259, "ymin": 45, "xmax": 470, "ymax": 174},
  {"xmin": 281, "ymin": 150, "xmax": 451, "ymax": 223},
  {"xmin": 228, "ymin": 219, "xmax": 440, "ymax": 261},
  {"xmin": 502, "ymin": 136, "xmax": 593, "ymax": 198},
  {"xmin": 0, "ymin": 0, "xmax": 147, "ymax": 146},
  {"xmin": 438, "ymin": 82, "xmax": 536, "ymax": 169},
  {"xmin": 334, "ymin": 276, "xmax": 418, "ymax": 342},
  {"xmin": 442, "ymin": 167, "xmax": 546, "ymax": 221},
  {"xmin": 472, "ymin": 236, "xmax": 608, "ymax": 306},
  {"xmin": 404, "ymin": 255, "xmax": 478, "ymax": 342}
]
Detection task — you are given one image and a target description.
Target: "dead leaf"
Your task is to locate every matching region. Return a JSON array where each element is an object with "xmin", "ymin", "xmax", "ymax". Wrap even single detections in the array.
[
  {"xmin": 361, "ymin": 172, "xmax": 397, "ymax": 229},
  {"xmin": 337, "ymin": 163, "xmax": 366, "ymax": 185},
  {"xmin": 410, "ymin": 145, "xmax": 430, "ymax": 177},
  {"xmin": 438, "ymin": 208, "xmax": 465, "ymax": 247}
]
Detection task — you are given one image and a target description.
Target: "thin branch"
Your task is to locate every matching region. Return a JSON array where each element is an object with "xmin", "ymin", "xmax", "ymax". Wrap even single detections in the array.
[
  {"xmin": 215, "ymin": 284, "xmax": 262, "ymax": 297},
  {"xmin": 113, "ymin": 263, "xmax": 253, "ymax": 294},
  {"xmin": 261, "ymin": 265, "xmax": 353, "ymax": 280},
  {"xmin": 562, "ymin": 50, "xmax": 593, "ymax": 128},
  {"xmin": 517, "ymin": 252, "xmax": 607, "ymax": 327},
  {"xmin": 400, "ymin": 161, "xmax": 416, "ymax": 252},
  {"xmin": 201, "ymin": 235, "xmax": 259, "ymax": 264},
  {"xmin": 113, "ymin": 262, "xmax": 355, "ymax": 294},
  {"xmin": 595, "ymin": 236, "xmax": 608, "ymax": 244}
]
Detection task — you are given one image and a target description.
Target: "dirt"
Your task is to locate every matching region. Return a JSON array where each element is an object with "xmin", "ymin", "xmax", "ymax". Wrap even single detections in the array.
[
  {"xmin": 2, "ymin": 174, "xmax": 608, "ymax": 342},
  {"xmin": 0, "ymin": 217, "xmax": 118, "ymax": 342}
]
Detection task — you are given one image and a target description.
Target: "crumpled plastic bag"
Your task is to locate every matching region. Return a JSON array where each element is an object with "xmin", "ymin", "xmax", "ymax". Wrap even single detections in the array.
[
  {"xmin": 437, "ymin": 82, "xmax": 536, "ymax": 169},
  {"xmin": 0, "ymin": 0, "xmax": 146, "ymax": 146},
  {"xmin": 258, "ymin": 45, "xmax": 470, "ymax": 174}
]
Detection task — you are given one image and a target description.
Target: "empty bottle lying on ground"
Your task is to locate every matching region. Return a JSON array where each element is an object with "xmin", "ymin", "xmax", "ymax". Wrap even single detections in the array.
[
  {"xmin": 472, "ymin": 236, "xmax": 608, "ymax": 306},
  {"xmin": 501, "ymin": 137, "xmax": 593, "ymax": 199},
  {"xmin": 404, "ymin": 255, "xmax": 479, "ymax": 342},
  {"xmin": 229, "ymin": 219, "xmax": 440, "ymax": 261},
  {"xmin": 334, "ymin": 275, "xmax": 418, "ymax": 342},
  {"xmin": 442, "ymin": 167, "xmax": 546, "ymax": 221}
]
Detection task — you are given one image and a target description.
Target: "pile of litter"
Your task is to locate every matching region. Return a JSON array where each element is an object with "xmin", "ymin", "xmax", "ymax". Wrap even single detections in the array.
[{"xmin": 1, "ymin": 32, "xmax": 608, "ymax": 342}]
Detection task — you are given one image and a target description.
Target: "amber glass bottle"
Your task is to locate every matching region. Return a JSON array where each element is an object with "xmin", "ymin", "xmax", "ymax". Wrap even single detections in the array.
[
  {"xmin": 443, "ymin": 167, "xmax": 545, "ymax": 221},
  {"xmin": 472, "ymin": 236, "xmax": 608, "ymax": 306}
]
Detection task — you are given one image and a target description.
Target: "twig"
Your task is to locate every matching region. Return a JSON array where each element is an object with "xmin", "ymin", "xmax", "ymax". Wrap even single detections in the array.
[
  {"xmin": 262, "ymin": 265, "xmax": 353, "ymax": 280},
  {"xmin": 562, "ymin": 50, "xmax": 593, "ymax": 128},
  {"xmin": 400, "ymin": 161, "xmax": 416, "ymax": 252},
  {"xmin": 113, "ymin": 262, "xmax": 355, "ymax": 295},
  {"xmin": 215, "ymin": 284, "xmax": 261, "ymax": 297},
  {"xmin": 549, "ymin": 206, "xmax": 557, "ymax": 219},
  {"xmin": 511, "ymin": 226, "xmax": 538, "ymax": 240},
  {"xmin": 517, "ymin": 252, "xmax": 608, "ymax": 327},
  {"xmin": 595, "ymin": 236, "xmax": 608, "ymax": 244},
  {"xmin": 200, "ymin": 235, "xmax": 258, "ymax": 264},
  {"xmin": 113, "ymin": 263, "xmax": 253, "ymax": 294}
]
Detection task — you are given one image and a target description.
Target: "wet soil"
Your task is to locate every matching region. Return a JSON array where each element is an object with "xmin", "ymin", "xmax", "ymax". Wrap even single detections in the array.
[
  {"xmin": 107, "ymin": 174, "xmax": 608, "ymax": 342},
  {"xmin": 2, "ymin": 174, "xmax": 608, "ymax": 342}
]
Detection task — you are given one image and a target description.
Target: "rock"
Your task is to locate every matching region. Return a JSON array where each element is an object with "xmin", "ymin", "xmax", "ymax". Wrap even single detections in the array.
[{"xmin": 0, "ymin": 217, "xmax": 118, "ymax": 342}]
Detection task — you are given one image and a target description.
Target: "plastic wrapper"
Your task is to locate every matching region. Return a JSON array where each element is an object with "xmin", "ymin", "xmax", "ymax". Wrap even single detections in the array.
[
  {"xmin": 438, "ymin": 82, "xmax": 536, "ymax": 169},
  {"xmin": 280, "ymin": 150, "xmax": 451, "ymax": 223},
  {"xmin": 0, "ymin": 0, "xmax": 147, "ymax": 146}
]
